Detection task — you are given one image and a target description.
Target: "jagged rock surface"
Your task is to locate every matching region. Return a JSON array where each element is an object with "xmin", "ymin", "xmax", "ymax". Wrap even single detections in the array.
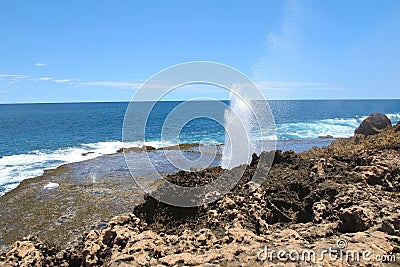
[{"xmin": 1, "ymin": 126, "xmax": 400, "ymax": 266}]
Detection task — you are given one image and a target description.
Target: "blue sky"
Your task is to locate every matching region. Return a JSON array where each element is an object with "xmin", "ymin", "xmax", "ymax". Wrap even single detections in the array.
[{"xmin": 0, "ymin": 0, "xmax": 399, "ymax": 103}]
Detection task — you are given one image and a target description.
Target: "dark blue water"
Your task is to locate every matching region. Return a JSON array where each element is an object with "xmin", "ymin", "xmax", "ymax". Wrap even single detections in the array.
[
  {"xmin": 0, "ymin": 102, "xmax": 124, "ymax": 157},
  {"xmin": 1, "ymin": 100, "xmax": 399, "ymax": 195}
]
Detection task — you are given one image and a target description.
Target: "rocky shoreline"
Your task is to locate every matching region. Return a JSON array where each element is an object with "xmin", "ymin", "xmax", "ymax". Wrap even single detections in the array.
[
  {"xmin": 0, "ymin": 144, "xmax": 207, "ymax": 251},
  {"xmin": 1, "ymin": 117, "xmax": 400, "ymax": 266}
]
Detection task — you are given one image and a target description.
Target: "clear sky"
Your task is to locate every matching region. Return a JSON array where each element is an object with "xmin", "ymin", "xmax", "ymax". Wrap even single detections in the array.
[{"xmin": 0, "ymin": 0, "xmax": 399, "ymax": 103}]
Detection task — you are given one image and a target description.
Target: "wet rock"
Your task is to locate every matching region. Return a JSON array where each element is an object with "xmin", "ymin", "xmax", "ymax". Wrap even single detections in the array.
[
  {"xmin": 318, "ymin": 134, "xmax": 334, "ymax": 139},
  {"xmin": 355, "ymin": 112, "xmax": 392, "ymax": 136},
  {"xmin": 81, "ymin": 151, "xmax": 95, "ymax": 156},
  {"xmin": 116, "ymin": 145, "xmax": 156, "ymax": 153}
]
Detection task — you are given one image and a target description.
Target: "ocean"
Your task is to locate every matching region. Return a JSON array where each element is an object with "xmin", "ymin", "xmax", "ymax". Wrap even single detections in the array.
[{"xmin": 1, "ymin": 100, "xmax": 399, "ymax": 196}]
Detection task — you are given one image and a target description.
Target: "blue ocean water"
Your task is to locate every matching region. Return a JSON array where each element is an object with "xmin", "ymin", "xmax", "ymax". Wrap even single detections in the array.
[{"xmin": 1, "ymin": 100, "xmax": 399, "ymax": 196}]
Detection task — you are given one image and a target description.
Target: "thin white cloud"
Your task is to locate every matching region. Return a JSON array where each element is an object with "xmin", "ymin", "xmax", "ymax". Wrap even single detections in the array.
[
  {"xmin": 54, "ymin": 79, "xmax": 72, "ymax": 83},
  {"xmin": 71, "ymin": 80, "xmax": 143, "ymax": 88},
  {"xmin": 28, "ymin": 77, "xmax": 54, "ymax": 82},
  {"xmin": 71, "ymin": 79, "xmax": 338, "ymax": 93},
  {"xmin": 31, "ymin": 77, "xmax": 78, "ymax": 83},
  {"xmin": 0, "ymin": 74, "xmax": 27, "ymax": 79},
  {"xmin": 70, "ymin": 80, "xmax": 198, "ymax": 93},
  {"xmin": 35, "ymin": 63, "xmax": 46, "ymax": 67}
]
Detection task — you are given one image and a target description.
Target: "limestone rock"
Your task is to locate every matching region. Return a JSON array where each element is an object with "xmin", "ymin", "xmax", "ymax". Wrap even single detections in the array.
[{"xmin": 338, "ymin": 206, "xmax": 374, "ymax": 233}]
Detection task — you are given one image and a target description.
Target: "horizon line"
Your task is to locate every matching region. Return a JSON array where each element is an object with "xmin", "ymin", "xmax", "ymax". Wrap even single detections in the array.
[{"xmin": 1, "ymin": 98, "xmax": 400, "ymax": 105}]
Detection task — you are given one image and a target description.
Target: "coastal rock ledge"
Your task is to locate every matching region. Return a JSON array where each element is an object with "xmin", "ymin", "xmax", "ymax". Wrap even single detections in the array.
[{"xmin": 1, "ymin": 124, "xmax": 400, "ymax": 266}]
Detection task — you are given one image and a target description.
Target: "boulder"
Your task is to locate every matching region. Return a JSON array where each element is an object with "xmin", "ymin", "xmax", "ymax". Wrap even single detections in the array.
[
  {"xmin": 381, "ymin": 214, "xmax": 400, "ymax": 236},
  {"xmin": 354, "ymin": 113, "xmax": 392, "ymax": 136},
  {"xmin": 338, "ymin": 206, "xmax": 374, "ymax": 233}
]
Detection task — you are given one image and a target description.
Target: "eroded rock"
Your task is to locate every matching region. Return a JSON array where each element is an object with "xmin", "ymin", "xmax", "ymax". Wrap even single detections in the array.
[
  {"xmin": 338, "ymin": 206, "xmax": 374, "ymax": 233},
  {"xmin": 2, "ymin": 125, "xmax": 400, "ymax": 266}
]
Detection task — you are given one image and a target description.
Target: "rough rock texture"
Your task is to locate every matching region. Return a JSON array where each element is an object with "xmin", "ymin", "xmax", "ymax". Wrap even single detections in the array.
[
  {"xmin": 354, "ymin": 112, "xmax": 392, "ymax": 136},
  {"xmin": 1, "ymin": 126, "xmax": 400, "ymax": 266}
]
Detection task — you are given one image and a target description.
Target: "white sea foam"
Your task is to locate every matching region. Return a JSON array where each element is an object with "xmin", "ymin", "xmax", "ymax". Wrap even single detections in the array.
[
  {"xmin": 275, "ymin": 113, "xmax": 400, "ymax": 140},
  {"xmin": 1, "ymin": 112, "xmax": 399, "ymax": 196},
  {"xmin": 387, "ymin": 113, "xmax": 400, "ymax": 124},
  {"xmin": 275, "ymin": 116, "xmax": 363, "ymax": 140},
  {"xmin": 0, "ymin": 140, "xmax": 176, "ymax": 196}
]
